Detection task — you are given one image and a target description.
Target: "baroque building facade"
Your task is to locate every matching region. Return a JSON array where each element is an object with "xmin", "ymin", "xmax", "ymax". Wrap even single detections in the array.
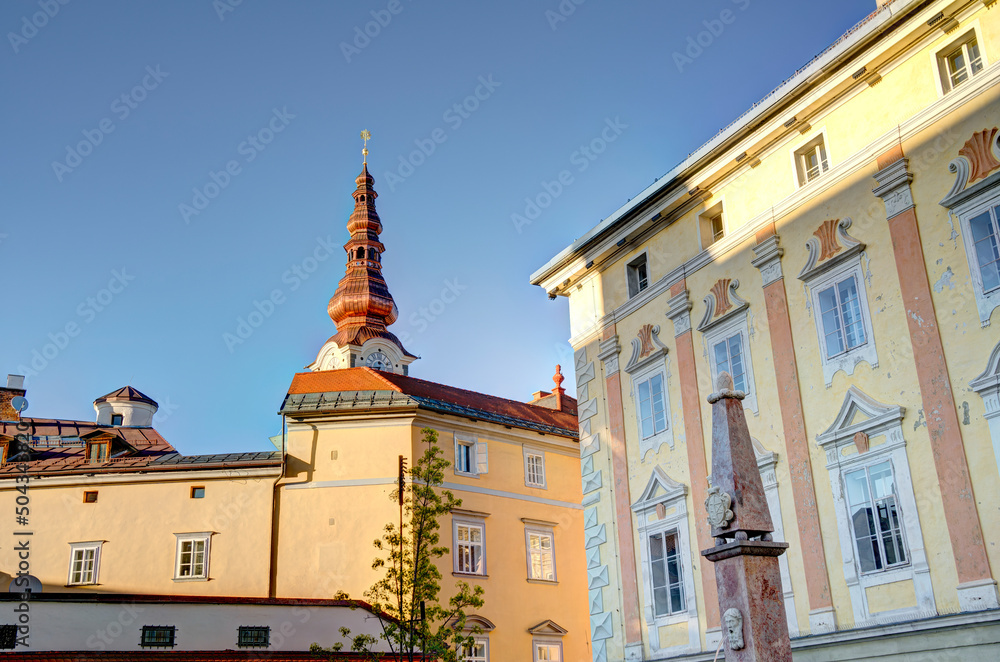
[
  {"xmin": 532, "ymin": 0, "xmax": 1000, "ymax": 660},
  {"xmin": 0, "ymin": 155, "xmax": 589, "ymax": 660}
]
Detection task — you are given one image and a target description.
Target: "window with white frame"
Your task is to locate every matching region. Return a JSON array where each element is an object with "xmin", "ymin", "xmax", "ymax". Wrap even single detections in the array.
[
  {"xmin": 174, "ymin": 533, "xmax": 211, "ymax": 580},
  {"xmin": 631, "ymin": 467, "xmax": 700, "ymax": 653},
  {"xmin": 817, "ymin": 273, "xmax": 868, "ymax": 358},
  {"xmin": 626, "ymin": 253, "xmax": 649, "ymax": 298},
  {"xmin": 937, "ymin": 31, "xmax": 984, "ymax": 93},
  {"xmin": 844, "ymin": 461, "xmax": 908, "ymax": 574},
  {"xmin": 795, "ymin": 134, "xmax": 829, "ymax": 186},
  {"xmin": 817, "ymin": 387, "xmax": 935, "ymax": 624},
  {"xmin": 798, "ymin": 219, "xmax": 877, "ymax": 387},
  {"xmin": 943, "ymin": 177, "xmax": 1000, "ymax": 326},
  {"xmin": 454, "ymin": 517, "xmax": 486, "ymax": 576},
  {"xmin": 454, "ymin": 434, "xmax": 487, "ymax": 477},
  {"xmin": 637, "ymin": 372, "xmax": 667, "ymax": 439},
  {"xmin": 713, "ymin": 332, "xmax": 748, "ymax": 393},
  {"xmin": 533, "ymin": 641, "xmax": 562, "ymax": 661},
  {"xmin": 463, "ymin": 637, "xmax": 489, "ymax": 661},
  {"xmin": 68, "ymin": 542, "xmax": 102, "ymax": 585},
  {"xmin": 649, "ymin": 530, "xmax": 685, "ymax": 617},
  {"xmin": 524, "ymin": 448, "xmax": 546, "ymax": 488},
  {"xmin": 700, "ymin": 203, "xmax": 726, "ymax": 249},
  {"xmin": 524, "ymin": 524, "xmax": 556, "ymax": 581},
  {"xmin": 697, "ymin": 280, "xmax": 757, "ymax": 412}
]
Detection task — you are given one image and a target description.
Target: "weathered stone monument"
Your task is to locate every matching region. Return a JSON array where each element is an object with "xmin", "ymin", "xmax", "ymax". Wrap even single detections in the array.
[{"xmin": 701, "ymin": 372, "xmax": 793, "ymax": 660}]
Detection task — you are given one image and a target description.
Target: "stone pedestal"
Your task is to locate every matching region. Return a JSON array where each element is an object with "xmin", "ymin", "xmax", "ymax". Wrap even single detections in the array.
[
  {"xmin": 701, "ymin": 372, "xmax": 793, "ymax": 661},
  {"xmin": 702, "ymin": 541, "xmax": 791, "ymax": 661}
]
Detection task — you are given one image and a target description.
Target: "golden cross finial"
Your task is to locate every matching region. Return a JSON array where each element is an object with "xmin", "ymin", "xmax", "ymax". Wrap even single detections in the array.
[{"xmin": 360, "ymin": 129, "xmax": 371, "ymax": 165}]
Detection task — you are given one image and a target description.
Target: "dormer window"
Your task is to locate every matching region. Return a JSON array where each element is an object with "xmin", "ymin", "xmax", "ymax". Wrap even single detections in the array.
[
  {"xmin": 87, "ymin": 441, "xmax": 108, "ymax": 463},
  {"xmin": 111, "ymin": 414, "xmax": 123, "ymax": 426}
]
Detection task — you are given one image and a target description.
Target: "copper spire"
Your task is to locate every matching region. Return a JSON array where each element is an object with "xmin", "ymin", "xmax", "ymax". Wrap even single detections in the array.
[{"xmin": 324, "ymin": 141, "xmax": 413, "ymax": 357}]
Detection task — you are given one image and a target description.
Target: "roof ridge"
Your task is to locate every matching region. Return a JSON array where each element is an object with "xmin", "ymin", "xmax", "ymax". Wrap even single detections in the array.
[
  {"xmin": 381, "ymin": 369, "xmax": 562, "ymax": 411},
  {"xmin": 359, "ymin": 366, "xmax": 405, "ymax": 392}
]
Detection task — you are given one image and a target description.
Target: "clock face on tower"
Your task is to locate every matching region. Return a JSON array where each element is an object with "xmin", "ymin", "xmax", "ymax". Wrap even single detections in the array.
[{"xmin": 366, "ymin": 351, "xmax": 392, "ymax": 371}]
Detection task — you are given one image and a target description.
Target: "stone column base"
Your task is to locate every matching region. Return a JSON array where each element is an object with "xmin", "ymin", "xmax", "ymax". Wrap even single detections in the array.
[
  {"xmin": 808, "ymin": 606, "xmax": 837, "ymax": 635},
  {"xmin": 705, "ymin": 626, "xmax": 722, "ymax": 651},
  {"xmin": 624, "ymin": 642, "xmax": 643, "ymax": 661},
  {"xmin": 957, "ymin": 579, "xmax": 1000, "ymax": 612}
]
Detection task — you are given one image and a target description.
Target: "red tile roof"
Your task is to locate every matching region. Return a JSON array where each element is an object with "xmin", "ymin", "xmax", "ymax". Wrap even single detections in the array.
[
  {"xmin": 0, "ymin": 419, "xmax": 280, "ymax": 477},
  {"xmin": 286, "ymin": 368, "xmax": 578, "ymax": 438}
]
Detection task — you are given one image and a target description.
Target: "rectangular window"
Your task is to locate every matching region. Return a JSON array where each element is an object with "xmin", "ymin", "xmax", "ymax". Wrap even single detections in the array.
[
  {"xmin": 940, "ymin": 35, "xmax": 983, "ymax": 92},
  {"xmin": 237, "ymin": 626, "xmax": 270, "ymax": 648},
  {"xmin": 795, "ymin": 136, "xmax": 829, "ymax": 185},
  {"xmin": 190, "ymin": 486, "xmax": 205, "ymax": 499},
  {"xmin": 845, "ymin": 461, "xmax": 908, "ymax": 574},
  {"xmin": 713, "ymin": 333, "xmax": 748, "ymax": 394},
  {"xmin": 83, "ymin": 490, "xmax": 98, "ymax": 503},
  {"xmin": 969, "ymin": 205, "xmax": 1000, "ymax": 293},
  {"xmin": 111, "ymin": 413, "xmax": 123, "ymax": 426},
  {"xmin": 175, "ymin": 534, "xmax": 210, "ymax": 580},
  {"xmin": 456, "ymin": 440, "xmax": 474, "ymax": 474},
  {"xmin": 455, "ymin": 521, "xmax": 485, "ymax": 575},
  {"xmin": 463, "ymin": 637, "xmax": 488, "ymax": 662},
  {"xmin": 649, "ymin": 531, "xmax": 685, "ymax": 617},
  {"xmin": 526, "ymin": 530, "xmax": 556, "ymax": 581},
  {"xmin": 818, "ymin": 275, "xmax": 867, "ymax": 358},
  {"xmin": 627, "ymin": 254, "xmax": 649, "ymax": 298},
  {"xmin": 525, "ymin": 451, "xmax": 545, "ymax": 488},
  {"xmin": 87, "ymin": 442, "xmax": 108, "ymax": 463},
  {"xmin": 68, "ymin": 543, "xmax": 101, "ymax": 585},
  {"xmin": 637, "ymin": 373, "xmax": 667, "ymax": 439},
  {"xmin": 534, "ymin": 642, "xmax": 562, "ymax": 661},
  {"xmin": 140, "ymin": 626, "xmax": 176, "ymax": 648}
]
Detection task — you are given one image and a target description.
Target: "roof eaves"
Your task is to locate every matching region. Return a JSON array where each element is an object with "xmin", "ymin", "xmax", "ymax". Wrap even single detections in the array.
[
  {"xmin": 411, "ymin": 396, "xmax": 578, "ymax": 439},
  {"xmin": 530, "ymin": 0, "xmax": 915, "ymax": 286}
]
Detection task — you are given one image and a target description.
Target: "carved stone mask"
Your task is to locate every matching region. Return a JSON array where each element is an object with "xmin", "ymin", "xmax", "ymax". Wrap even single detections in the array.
[{"xmin": 724, "ymin": 607, "xmax": 745, "ymax": 650}]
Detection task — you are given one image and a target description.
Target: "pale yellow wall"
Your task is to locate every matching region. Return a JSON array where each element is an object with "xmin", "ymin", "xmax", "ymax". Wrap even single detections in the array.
[
  {"xmin": 562, "ymin": 1, "xmax": 1000, "ymax": 652},
  {"xmin": 0, "ymin": 472, "xmax": 277, "ymax": 596}
]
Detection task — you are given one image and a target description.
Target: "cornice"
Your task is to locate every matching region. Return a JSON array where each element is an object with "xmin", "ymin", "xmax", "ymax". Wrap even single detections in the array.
[{"xmin": 550, "ymin": 36, "xmax": 1000, "ymax": 309}]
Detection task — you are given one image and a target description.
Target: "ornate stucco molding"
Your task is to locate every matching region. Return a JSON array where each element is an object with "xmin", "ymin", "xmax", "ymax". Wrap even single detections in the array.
[
  {"xmin": 872, "ymin": 157, "xmax": 915, "ymax": 220},
  {"xmin": 750, "ymin": 234, "xmax": 784, "ymax": 287},
  {"xmin": 624, "ymin": 324, "xmax": 668, "ymax": 374},
  {"xmin": 597, "ymin": 335, "xmax": 621, "ymax": 376},
  {"xmin": 666, "ymin": 290, "xmax": 693, "ymax": 337},
  {"xmin": 797, "ymin": 218, "xmax": 866, "ymax": 282},
  {"xmin": 696, "ymin": 279, "xmax": 749, "ymax": 333}
]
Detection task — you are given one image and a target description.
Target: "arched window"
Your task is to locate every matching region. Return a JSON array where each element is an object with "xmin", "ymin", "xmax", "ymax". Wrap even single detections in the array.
[{"xmin": 357, "ymin": 247, "xmax": 365, "ymax": 259}]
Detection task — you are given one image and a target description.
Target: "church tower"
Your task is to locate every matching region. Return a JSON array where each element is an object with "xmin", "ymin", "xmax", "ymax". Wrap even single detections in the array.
[{"xmin": 308, "ymin": 132, "xmax": 416, "ymax": 374}]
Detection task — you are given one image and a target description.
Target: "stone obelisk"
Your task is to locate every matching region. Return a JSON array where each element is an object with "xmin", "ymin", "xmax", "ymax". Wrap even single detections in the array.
[{"xmin": 701, "ymin": 372, "xmax": 792, "ymax": 661}]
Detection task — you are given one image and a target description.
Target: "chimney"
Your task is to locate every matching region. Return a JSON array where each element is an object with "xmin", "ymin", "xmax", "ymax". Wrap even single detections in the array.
[
  {"xmin": 528, "ymin": 366, "xmax": 577, "ymax": 415},
  {"xmin": 1, "ymin": 375, "xmax": 27, "ymax": 421}
]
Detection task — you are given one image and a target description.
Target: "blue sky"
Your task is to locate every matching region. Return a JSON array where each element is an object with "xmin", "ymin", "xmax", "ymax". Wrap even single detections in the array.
[{"xmin": 1, "ymin": 0, "xmax": 877, "ymax": 454}]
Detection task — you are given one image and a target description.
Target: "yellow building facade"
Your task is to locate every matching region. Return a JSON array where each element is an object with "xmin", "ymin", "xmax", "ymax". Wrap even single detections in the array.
[
  {"xmin": 0, "ymin": 155, "xmax": 591, "ymax": 660},
  {"xmin": 532, "ymin": 1, "xmax": 1000, "ymax": 660}
]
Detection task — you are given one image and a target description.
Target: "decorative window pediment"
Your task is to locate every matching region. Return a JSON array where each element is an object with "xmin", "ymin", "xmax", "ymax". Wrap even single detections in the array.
[
  {"xmin": 940, "ymin": 129, "xmax": 1000, "ymax": 327},
  {"xmin": 816, "ymin": 386, "xmax": 904, "ymax": 456},
  {"xmin": 815, "ymin": 387, "xmax": 935, "ymax": 624},
  {"xmin": 971, "ymin": 340, "xmax": 1000, "ymax": 474},
  {"xmin": 696, "ymin": 278, "xmax": 749, "ymax": 332},
  {"xmin": 798, "ymin": 219, "xmax": 877, "ymax": 386},
  {"xmin": 631, "ymin": 466, "xmax": 688, "ymax": 512},
  {"xmin": 698, "ymin": 279, "xmax": 758, "ymax": 412},
  {"xmin": 527, "ymin": 620, "xmax": 567, "ymax": 636},
  {"xmin": 797, "ymin": 218, "xmax": 866, "ymax": 282},
  {"xmin": 940, "ymin": 128, "xmax": 1000, "ymax": 207},
  {"xmin": 624, "ymin": 324, "xmax": 668, "ymax": 374}
]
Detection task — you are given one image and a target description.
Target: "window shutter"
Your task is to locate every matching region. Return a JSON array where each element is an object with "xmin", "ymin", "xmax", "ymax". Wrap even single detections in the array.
[{"xmin": 476, "ymin": 441, "xmax": 488, "ymax": 475}]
